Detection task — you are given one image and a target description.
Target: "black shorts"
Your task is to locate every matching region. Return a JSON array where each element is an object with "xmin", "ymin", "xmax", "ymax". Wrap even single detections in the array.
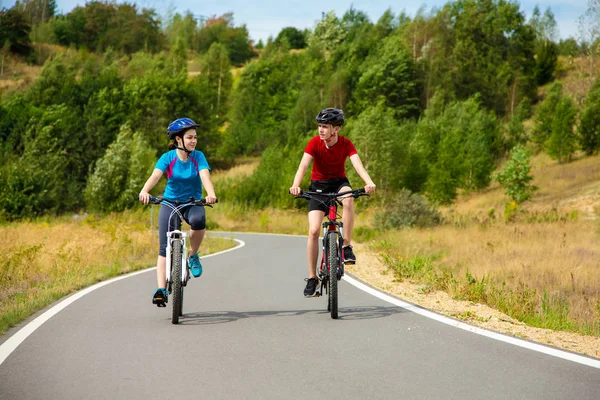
[{"xmin": 308, "ymin": 177, "xmax": 351, "ymax": 213}]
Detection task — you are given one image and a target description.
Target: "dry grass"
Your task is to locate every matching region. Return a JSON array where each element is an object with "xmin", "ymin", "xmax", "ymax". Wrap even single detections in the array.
[
  {"xmin": 0, "ymin": 210, "xmax": 235, "ymax": 335},
  {"xmin": 211, "ymin": 156, "xmax": 261, "ymax": 181},
  {"xmin": 371, "ymin": 152, "xmax": 600, "ymax": 335}
]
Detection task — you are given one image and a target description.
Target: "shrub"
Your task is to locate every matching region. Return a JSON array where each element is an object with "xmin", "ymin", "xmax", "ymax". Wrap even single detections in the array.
[{"xmin": 374, "ymin": 189, "xmax": 441, "ymax": 229}]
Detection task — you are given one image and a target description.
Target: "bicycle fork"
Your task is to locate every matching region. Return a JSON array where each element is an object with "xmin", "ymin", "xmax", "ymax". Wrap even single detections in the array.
[
  {"xmin": 317, "ymin": 226, "xmax": 344, "ymax": 296},
  {"xmin": 165, "ymin": 230, "xmax": 189, "ymax": 292}
]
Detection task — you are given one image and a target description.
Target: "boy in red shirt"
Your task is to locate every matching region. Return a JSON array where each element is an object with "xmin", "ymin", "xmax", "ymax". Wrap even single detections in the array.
[{"xmin": 290, "ymin": 108, "xmax": 376, "ymax": 297}]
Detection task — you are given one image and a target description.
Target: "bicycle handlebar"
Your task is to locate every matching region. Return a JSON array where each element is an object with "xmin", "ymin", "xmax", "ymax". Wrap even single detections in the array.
[
  {"xmin": 297, "ymin": 187, "xmax": 369, "ymax": 201},
  {"xmin": 149, "ymin": 196, "xmax": 218, "ymax": 206}
]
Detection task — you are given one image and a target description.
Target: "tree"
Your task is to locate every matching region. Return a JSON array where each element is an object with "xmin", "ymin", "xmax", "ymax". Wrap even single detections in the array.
[
  {"xmin": 197, "ymin": 13, "xmax": 255, "ymax": 66},
  {"xmin": 309, "ymin": 10, "xmax": 346, "ymax": 51},
  {"xmin": 0, "ymin": 7, "xmax": 33, "ymax": 58},
  {"xmin": 505, "ymin": 98, "xmax": 531, "ymax": 151},
  {"xmin": 426, "ymin": 0, "xmax": 537, "ymax": 117},
  {"xmin": 531, "ymin": 81, "xmax": 563, "ymax": 148},
  {"xmin": 417, "ymin": 96, "xmax": 501, "ymax": 204},
  {"xmin": 85, "ymin": 124, "xmax": 155, "ymax": 212},
  {"xmin": 534, "ymin": 41, "xmax": 558, "ymax": 85},
  {"xmin": 495, "ymin": 144, "xmax": 537, "ymax": 204},
  {"xmin": 275, "ymin": 27, "xmax": 306, "ymax": 49},
  {"xmin": 578, "ymin": 0, "xmax": 600, "ymax": 76},
  {"xmin": 351, "ymin": 33, "xmax": 422, "ymax": 120},
  {"xmin": 546, "ymin": 96, "xmax": 578, "ymax": 163},
  {"xmin": 13, "ymin": 0, "xmax": 56, "ymax": 25},
  {"xmin": 578, "ymin": 79, "xmax": 600, "ymax": 154},
  {"xmin": 200, "ymin": 42, "xmax": 233, "ymax": 121}
]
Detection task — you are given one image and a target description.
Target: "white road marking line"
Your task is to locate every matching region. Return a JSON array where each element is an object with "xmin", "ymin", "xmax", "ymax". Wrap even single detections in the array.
[
  {"xmin": 0, "ymin": 239, "xmax": 245, "ymax": 365},
  {"xmin": 343, "ymin": 274, "xmax": 600, "ymax": 369}
]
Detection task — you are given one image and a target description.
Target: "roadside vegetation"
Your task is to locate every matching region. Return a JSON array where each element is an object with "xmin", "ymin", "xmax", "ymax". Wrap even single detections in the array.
[
  {"xmin": 0, "ymin": 210, "xmax": 234, "ymax": 335},
  {"xmin": 1, "ymin": 1, "xmax": 600, "ymax": 343}
]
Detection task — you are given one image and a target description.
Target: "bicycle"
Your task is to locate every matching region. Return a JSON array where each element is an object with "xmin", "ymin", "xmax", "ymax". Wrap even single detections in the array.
[
  {"xmin": 149, "ymin": 196, "xmax": 215, "ymax": 324},
  {"xmin": 296, "ymin": 188, "xmax": 369, "ymax": 319}
]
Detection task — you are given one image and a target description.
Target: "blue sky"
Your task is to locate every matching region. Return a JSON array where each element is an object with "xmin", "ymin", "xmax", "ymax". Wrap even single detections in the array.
[{"xmin": 3, "ymin": 0, "xmax": 588, "ymax": 43}]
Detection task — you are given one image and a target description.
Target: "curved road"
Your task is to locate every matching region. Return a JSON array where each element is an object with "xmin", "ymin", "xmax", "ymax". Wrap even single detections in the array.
[{"xmin": 1, "ymin": 233, "xmax": 599, "ymax": 400}]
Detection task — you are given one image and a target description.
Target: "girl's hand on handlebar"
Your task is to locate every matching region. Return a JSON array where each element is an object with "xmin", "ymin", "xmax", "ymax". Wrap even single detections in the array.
[
  {"xmin": 289, "ymin": 187, "xmax": 302, "ymax": 196},
  {"xmin": 205, "ymin": 195, "xmax": 218, "ymax": 204},
  {"xmin": 364, "ymin": 183, "xmax": 376, "ymax": 194},
  {"xmin": 139, "ymin": 191, "xmax": 151, "ymax": 205}
]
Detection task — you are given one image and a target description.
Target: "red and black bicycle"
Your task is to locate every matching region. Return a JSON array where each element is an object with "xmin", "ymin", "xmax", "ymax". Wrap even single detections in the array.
[{"xmin": 297, "ymin": 188, "xmax": 369, "ymax": 319}]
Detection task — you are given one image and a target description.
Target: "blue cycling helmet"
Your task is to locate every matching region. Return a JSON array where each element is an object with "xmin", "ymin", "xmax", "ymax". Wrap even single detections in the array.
[{"xmin": 167, "ymin": 118, "xmax": 199, "ymax": 139}]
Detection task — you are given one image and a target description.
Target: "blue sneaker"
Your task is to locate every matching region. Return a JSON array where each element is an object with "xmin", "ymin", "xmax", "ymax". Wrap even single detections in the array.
[
  {"xmin": 189, "ymin": 253, "xmax": 203, "ymax": 277},
  {"xmin": 152, "ymin": 288, "xmax": 168, "ymax": 307}
]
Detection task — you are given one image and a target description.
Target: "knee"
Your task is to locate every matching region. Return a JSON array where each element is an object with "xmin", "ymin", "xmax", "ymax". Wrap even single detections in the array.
[
  {"xmin": 189, "ymin": 217, "xmax": 206, "ymax": 230},
  {"xmin": 308, "ymin": 227, "xmax": 320, "ymax": 238},
  {"xmin": 342, "ymin": 197, "xmax": 354, "ymax": 209}
]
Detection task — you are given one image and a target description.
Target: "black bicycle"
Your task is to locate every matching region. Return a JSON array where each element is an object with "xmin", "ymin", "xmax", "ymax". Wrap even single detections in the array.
[
  {"xmin": 297, "ymin": 188, "xmax": 369, "ymax": 319},
  {"xmin": 149, "ymin": 196, "xmax": 215, "ymax": 324}
]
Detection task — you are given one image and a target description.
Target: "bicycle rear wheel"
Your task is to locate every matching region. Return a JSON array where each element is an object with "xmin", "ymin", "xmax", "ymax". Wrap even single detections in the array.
[
  {"xmin": 171, "ymin": 239, "xmax": 183, "ymax": 324},
  {"xmin": 328, "ymin": 234, "xmax": 339, "ymax": 319}
]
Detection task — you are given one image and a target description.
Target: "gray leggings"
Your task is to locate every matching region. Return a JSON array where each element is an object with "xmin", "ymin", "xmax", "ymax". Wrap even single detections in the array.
[{"xmin": 158, "ymin": 204, "xmax": 206, "ymax": 257}]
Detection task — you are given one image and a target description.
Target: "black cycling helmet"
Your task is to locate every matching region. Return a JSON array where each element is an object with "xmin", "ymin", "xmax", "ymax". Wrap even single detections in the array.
[
  {"xmin": 316, "ymin": 108, "xmax": 344, "ymax": 127},
  {"xmin": 167, "ymin": 117, "xmax": 199, "ymax": 140}
]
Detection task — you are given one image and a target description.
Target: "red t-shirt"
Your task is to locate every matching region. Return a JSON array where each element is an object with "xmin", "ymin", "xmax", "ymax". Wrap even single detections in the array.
[{"xmin": 304, "ymin": 135, "xmax": 358, "ymax": 181}]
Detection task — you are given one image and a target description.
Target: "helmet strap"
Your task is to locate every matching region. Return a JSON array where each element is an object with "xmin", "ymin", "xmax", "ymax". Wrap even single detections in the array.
[{"xmin": 174, "ymin": 136, "xmax": 192, "ymax": 154}]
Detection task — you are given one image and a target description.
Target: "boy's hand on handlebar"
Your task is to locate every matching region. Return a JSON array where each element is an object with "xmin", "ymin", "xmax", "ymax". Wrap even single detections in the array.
[
  {"xmin": 139, "ymin": 191, "xmax": 151, "ymax": 205},
  {"xmin": 289, "ymin": 187, "xmax": 302, "ymax": 196},
  {"xmin": 364, "ymin": 183, "xmax": 376, "ymax": 194}
]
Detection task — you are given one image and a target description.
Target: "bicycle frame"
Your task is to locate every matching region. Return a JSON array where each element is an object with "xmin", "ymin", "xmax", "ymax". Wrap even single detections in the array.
[{"xmin": 319, "ymin": 202, "xmax": 344, "ymax": 284}]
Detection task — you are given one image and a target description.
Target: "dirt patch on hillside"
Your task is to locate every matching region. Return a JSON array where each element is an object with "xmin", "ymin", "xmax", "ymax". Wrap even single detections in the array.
[{"xmin": 346, "ymin": 243, "xmax": 600, "ymax": 360}]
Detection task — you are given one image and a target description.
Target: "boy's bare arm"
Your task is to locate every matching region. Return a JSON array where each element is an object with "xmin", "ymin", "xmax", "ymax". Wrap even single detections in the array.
[
  {"xmin": 290, "ymin": 153, "xmax": 313, "ymax": 195},
  {"xmin": 349, "ymin": 154, "xmax": 376, "ymax": 193}
]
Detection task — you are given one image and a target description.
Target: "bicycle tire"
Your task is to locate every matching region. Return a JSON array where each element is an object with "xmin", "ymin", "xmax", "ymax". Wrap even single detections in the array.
[
  {"xmin": 328, "ymin": 233, "xmax": 339, "ymax": 319},
  {"xmin": 171, "ymin": 239, "xmax": 183, "ymax": 324}
]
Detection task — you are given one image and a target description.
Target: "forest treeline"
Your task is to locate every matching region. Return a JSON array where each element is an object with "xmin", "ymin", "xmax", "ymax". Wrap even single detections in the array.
[{"xmin": 1, "ymin": 0, "xmax": 600, "ymax": 221}]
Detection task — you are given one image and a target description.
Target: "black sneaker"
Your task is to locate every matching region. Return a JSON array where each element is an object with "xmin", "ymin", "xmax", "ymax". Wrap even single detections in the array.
[
  {"xmin": 303, "ymin": 277, "xmax": 319, "ymax": 297},
  {"xmin": 343, "ymin": 245, "xmax": 356, "ymax": 264},
  {"xmin": 152, "ymin": 288, "xmax": 168, "ymax": 307}
]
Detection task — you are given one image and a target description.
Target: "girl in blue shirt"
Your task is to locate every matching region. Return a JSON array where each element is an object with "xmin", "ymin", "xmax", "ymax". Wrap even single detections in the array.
[{"xmin": 139, "ymin": 118, "xmax": 217, "ymax": 307}]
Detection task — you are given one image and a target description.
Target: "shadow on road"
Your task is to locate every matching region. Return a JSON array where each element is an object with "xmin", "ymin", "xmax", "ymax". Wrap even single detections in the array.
[{"xmin": 179, "ymin": 305, "xmax": 407, "ymax": 325}]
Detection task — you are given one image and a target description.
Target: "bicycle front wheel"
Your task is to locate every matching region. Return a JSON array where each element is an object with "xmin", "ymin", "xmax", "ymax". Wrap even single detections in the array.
[
  {"xmin": 328, "ymin": 234, "xmax": 339, "ymax": 319},
  {"xmin": 171, "ymin": 239, "xmax": 183, "ymax": 324}
]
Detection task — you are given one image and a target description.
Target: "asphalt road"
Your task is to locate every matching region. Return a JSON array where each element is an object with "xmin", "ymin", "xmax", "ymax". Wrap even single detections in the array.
[{"xmin": 1, "ymin": 233, "xmax": 599, "ymax": 400}]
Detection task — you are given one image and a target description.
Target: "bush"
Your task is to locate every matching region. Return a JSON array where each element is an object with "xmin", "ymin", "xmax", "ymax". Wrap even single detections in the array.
[
  {"xmin": 374, "ymin": 189, "xmax": 441, "ymax": 229},
  {"xmin": 494, "ymin": 144, "xmax": 537, "ymax": 204}
]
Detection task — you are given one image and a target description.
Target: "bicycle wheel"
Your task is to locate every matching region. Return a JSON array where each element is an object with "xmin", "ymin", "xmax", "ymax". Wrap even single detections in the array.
[
  {"xmin": 171, "ymin": 239, "xmax": 183, "ymax": 324},
  {"xmin": 328, "ymin": 233, "xmax": 339, "ymax": 319}
]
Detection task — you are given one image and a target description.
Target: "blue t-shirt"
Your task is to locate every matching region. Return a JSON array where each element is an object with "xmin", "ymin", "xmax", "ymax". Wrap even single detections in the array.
[{"xmin": 155, "ymin": 150, "xmax": 210, "ymax": 202}]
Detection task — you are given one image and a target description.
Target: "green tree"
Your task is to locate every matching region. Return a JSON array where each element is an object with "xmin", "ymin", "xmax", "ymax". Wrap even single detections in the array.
[
  {"xmin": 545, "ymin": 96, "xmax": 578, "ymax": 163},
  {"xmin": 200, "ymin": 42, "xmax": 233, "ymax": 121},
  {"xmin": 578, "ymin": 79, "xmax": 600, "ymax": 155},
  {"xmin": 505, "ymin": 97, "xmax": 531, "ymax": 150},
  {"xmin": 275, "ymin": 27, "xmax": 307, "ymax": 49},
  {"xmin": 531, "ymin": 81, "xmax": 563, "ymax": 148},
  {"xmin": 534, "ymin": 41, "xmax": 558, "ymax": 85},
  {"xmin": 85, "ymin": 124, "xmax": 155, "ymax": 212},
  {"xmin": 426, "ymin": 0, "xmax": 536, "ymax": 116},
  {"xmin": 0, "ymin": 7, "xmax": 33, "ymax": 58},
  {"xmin": 417, "ymin": 96, "xmax": 501, "ymax": 204},
  {"xmin": 197, "ymin": 13, "xmax": 255, "ymax": 66},
  {"xmin": 309, "ymin": 10, "xmax": 346, "ymax": 51},
  {"xmin": 495, "ymin": 144, "xmax": 537, "ymax": 204},
  {"xmin": 351, "ymin": 32, "xmax": 422, "ymax": 120},
  {"xmin": 13, "ymin": 0, "xmax": 56, "ymax": 24}
]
